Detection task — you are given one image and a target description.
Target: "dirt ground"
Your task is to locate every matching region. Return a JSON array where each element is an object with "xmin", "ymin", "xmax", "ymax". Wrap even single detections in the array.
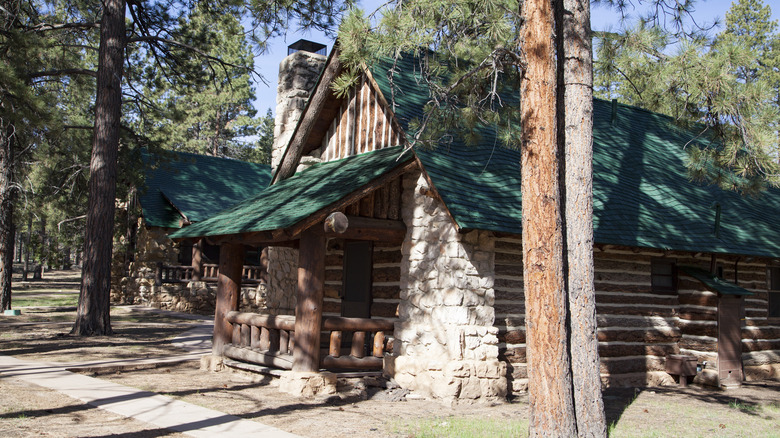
[{"xmin": 2, "ymin": 270, "xmax": 780, "ymax": 437}]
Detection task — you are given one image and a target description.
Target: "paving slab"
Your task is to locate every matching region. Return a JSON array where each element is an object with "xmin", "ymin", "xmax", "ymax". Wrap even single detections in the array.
[{"xmin": 0, "ymin": 355, "xmax": 300, "ymax": 437}]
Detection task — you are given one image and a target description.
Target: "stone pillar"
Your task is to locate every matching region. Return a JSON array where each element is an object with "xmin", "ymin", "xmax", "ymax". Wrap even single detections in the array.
[{"xmin": 387, "ymin": 171, "xmax": 506, "ymax": 402}]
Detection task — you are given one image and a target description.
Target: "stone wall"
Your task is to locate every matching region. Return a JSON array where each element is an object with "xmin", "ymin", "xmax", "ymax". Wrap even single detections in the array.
[
  {"xmin": 387, "ymin": 171, "xmax": 506, "ymax": 402},
  {"xmin": 115, "ymin": 221, "xmax": 268, "ymax": 314},
  {"xmin": 265, "ymin": 247, "xmax": 298, "ymax": 316}
]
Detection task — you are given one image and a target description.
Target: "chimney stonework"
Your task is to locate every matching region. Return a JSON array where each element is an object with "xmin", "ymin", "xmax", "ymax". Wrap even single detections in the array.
[{"xmin": 271, "ymin": 50, "xmax": 327, "ymax": 172}]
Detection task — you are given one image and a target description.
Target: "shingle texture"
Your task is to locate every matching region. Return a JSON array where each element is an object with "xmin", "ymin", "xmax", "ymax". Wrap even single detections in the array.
[
  {"xmin": 369, "ymin": 53, "xmax": 780, "ymax": 258},
  {"xmin": 169, "ymin": 53, "xmax": 780, "ymax": 259},
  {"xmin": 140, "ymin": 151, "xmax": 272, "ymax": 229},
  {"xmin": 169, "ymin": 147, "xmax": 413, "ymax": 239}
]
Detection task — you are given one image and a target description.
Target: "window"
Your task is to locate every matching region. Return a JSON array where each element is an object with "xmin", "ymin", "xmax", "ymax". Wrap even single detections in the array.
[
  {"xmin": 769, "ymin": 266, "xmax": 780, "ymax": 318},
  {"xmin": 651, "ymin": 258, "xmax": 677, "ymax": 293}
]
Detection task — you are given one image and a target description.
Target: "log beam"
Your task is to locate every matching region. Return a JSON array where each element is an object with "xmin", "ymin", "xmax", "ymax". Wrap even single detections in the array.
[
  {"xmin": 324, "ymin": 215, "xmax": 406, "ymax": 243},
  {"xmin": 293, "ymin": 226, "xmax": 326, "ymax": 372},
  {"xmin": 213, "ymin": 243, "xmax": 244, "ymax": 356}
]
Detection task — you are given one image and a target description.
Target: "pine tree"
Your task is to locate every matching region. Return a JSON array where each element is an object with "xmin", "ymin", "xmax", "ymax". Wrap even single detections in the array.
[{"xmin": 594, "ymin": 0, "xmax": 780, "ymax": 191}]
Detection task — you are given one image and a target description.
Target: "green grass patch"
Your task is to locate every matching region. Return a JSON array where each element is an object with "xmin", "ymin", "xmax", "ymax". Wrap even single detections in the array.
[
  {"xmin": 729, "ymin": 399, "xmax": 759, "ymax": 412},
  {"xmin": 11, "ymin": 295, "xmax": 78, "ymax": 308},
  {"xmin": 392, "ymin": 416, "xmax": 528, "ymax": 438}
]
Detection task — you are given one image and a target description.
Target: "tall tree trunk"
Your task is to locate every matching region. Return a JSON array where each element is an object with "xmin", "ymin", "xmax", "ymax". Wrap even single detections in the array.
[
  {"xmin": 73, "ymin": 0, "xmax": 126, "ymax": 336},
  {"xmin": 521, "ymin": 0, "xmax": 577, "ymax": 435},
  {"xmin": 557, "ymin": 0, "xmax": 606, "ymax": 435},
  {"xmin": 22, "ymin": 215, "xmax": 30, "ymax": 281},
  {"xmin": 0, "ymin": 119, "xmax": 15, "ymax": 311}
]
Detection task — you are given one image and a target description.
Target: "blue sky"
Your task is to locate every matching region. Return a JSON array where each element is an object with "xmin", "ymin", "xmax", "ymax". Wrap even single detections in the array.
[{"xmin": 251, "ymin": 0, "xmax": 780, "ymax": 115}]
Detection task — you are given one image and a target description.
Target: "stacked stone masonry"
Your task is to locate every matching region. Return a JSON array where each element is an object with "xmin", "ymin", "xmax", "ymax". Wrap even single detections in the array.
[
  {"xmin": 388, "ymin": 171, "xmax": 507, "ymax": 401},
  {"xmin": 114, "ymin": 223, "xmax": 267, "ymax": 314}
]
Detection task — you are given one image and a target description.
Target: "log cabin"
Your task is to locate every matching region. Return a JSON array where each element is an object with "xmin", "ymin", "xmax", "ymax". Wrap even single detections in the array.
[
  {"xmin": 169, "ymin": 41, "xmax": 780, "ymax": 400},
  {"xmin": 114, "ymin": 150, "xmax": 272, "ymax": 312}
]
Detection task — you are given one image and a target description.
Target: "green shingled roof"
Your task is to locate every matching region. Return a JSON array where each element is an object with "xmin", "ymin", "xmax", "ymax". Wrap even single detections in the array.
[
  {"xmin": 367, "ymin": 53, "xmax": 780, "ymax": 258},
  {"xmin": 169, "ymin": 147, "xmax": 413, "ymax": 239},
  {"xmin": 169, "ymin": 52, "xmax": 780, "ymax": 260},
  {"xmin": 140, "ymin": 151, "xmax": 272, "ymax": 229}
]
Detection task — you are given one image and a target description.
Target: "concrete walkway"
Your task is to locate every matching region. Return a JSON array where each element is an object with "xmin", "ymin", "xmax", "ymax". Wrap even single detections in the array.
[{"xmin": 0, "ymin": 307, "xmax": 300, "ymax": 437}]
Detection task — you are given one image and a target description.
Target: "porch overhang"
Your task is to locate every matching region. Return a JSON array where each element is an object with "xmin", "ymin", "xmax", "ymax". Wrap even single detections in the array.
[
  {"xmin": 678, "ymin": 266, "xmax": 754, "ymax": 296},
  {"xmin": 169, "ymin": 146, "xmax": 416, "ymax": 245}
]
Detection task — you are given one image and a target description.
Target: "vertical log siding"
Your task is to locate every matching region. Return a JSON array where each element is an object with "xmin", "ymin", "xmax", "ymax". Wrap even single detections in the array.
[
  {"xmin": 494, "ymin": 238, "xmax": 780, "ymax": 393},
  {"xmin": 318, "ymin": 77, "xmax": 400, "ymax": 162}
]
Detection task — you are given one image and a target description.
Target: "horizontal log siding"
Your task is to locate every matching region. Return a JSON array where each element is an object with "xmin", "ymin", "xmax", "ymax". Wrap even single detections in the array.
[
  {"xmin": 495, "ymin": 243, "xmax": 780, "ymax": 392},
  {"xmin": 593, "ymin": 248, "xmax": 682, "ymax": 387},
  {"xmin": 323, "ymin": 239, "xmax": 401, "ymax": 320},
  {"xmin": 317, "ymin": 76, "xmax": 399, "ymax": 162},
  {"xmin": 493, "ymin": 236, "xmax": 526, "ymax": 392}
]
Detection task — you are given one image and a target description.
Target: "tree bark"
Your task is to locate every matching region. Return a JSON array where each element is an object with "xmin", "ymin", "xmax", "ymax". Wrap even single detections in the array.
[
  {"xmin": 22, "ymin": 215, "xmax": 30, "ymax": 281},
  {"xmin": 521, "ymin": 0, "xmax": 577, "ymax": 435},
  {"xmin": 72, "ymin": 0, "xmax": 126, "ymax": 336},
  {"xmin": 0, "ymin": 119, "xmax": 15, "ymax": 311},
  {"xmin": 557, "ymin": 0, "xmax": 607, "ymax": 435}
]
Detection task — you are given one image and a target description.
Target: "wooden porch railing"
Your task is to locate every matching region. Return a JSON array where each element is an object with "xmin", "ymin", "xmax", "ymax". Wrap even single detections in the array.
[
  {"xmin": 223, "ymin": 310, "xmax": 395, "ymax": 371},
  {"xmin": 157, "ymin": 263, "xmax": 263, "ymax": 285}
]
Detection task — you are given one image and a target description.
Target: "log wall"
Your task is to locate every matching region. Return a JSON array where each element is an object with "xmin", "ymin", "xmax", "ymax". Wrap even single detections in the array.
[
  {"xmin": 494, "ymin": 239, "xmax": 780, "ymax": 394},
  {"xmin": 314, "ymin": 76, "xmax": 401, "ymax": 162},
  {"xmin": 323, "ymin": 238, "xmax": 402, "ymax": 320}
]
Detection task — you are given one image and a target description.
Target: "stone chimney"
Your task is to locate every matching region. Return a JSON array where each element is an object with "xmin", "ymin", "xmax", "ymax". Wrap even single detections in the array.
[
  {"xmin": 272, "ymin": 40, "xmax": 328, "ymax": 172},
  {"xmin": 266, "ymin": 40, "xmax": 327, "ymax": 318}
]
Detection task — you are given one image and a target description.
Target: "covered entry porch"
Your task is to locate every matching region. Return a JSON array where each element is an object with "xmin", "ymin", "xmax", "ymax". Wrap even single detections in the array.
[{"xmin": 170, "ymin": 147, "xmax": 416, "ymax": 384}]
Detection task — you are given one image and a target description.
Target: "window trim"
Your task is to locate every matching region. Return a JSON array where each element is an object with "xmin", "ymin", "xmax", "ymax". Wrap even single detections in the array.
[
  {"xmin": 768, "ymin": 266, "xmax": 780, "ymax": 319},
  {"xmin": 651, "ymin": 257, "xmax": 678, "ymax": 294}
]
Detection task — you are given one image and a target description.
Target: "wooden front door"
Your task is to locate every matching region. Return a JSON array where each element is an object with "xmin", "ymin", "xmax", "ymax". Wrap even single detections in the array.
[
  {"xmin": 341, "ymin": 241, "xmax": 373, "ymax": 318},
  {"xmin": 717, "ymin": 295, "xmax": 744, "ymax": 386}
]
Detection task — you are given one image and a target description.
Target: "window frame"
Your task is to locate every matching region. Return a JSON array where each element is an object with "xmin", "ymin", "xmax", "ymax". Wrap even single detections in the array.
[
  {"xmin": 651, "ymin": 257, "xmax": 678, "ymax": 294},
  {"xmin": 768, "ymin": 266, "xmax": 780, "ymax": 319}
]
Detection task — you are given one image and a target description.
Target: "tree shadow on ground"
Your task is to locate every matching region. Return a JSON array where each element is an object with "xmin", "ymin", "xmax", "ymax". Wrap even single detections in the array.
[{"xmin": 604, "ymin": 380, "xmax": 780, "ymax": 427}]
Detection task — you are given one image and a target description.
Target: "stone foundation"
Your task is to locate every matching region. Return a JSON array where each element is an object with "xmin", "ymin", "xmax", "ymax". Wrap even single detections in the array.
[
  {"xmin": 114, "ymin": 223, "xmax": 268, "ymax": 314},
  {"xmin": 387, "ymin": 171, "xmax": 506, "ymax": 402},
  {"xmin": 279, "ymin": 371, "xmax": 338, "ymax": 398}
]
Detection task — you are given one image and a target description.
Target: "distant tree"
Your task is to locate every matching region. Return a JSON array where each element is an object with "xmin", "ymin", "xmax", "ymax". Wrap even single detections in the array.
[
  {"xmin": 2, "ymin": 0, "xmax": 351, "ymax": 332},
  {"xmin": 594, "ymin": 0, "xmax": 780, "ymax": 191},
  {"xmin": 135, "ymin": 7, "xmax": 271, "ymax": 163}
]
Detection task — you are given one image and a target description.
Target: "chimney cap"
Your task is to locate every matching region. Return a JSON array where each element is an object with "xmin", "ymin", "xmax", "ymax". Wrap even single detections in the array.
[{"xmin": 288, "ymin": 39, "xmax": 327, "ymax": 56}]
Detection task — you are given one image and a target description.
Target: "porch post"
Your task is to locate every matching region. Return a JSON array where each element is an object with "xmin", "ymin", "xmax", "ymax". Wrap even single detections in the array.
[
  {"xmin": 191, "ymin": 239, "xmax": 203, "ymax": 281},
  {"xmin": 213, "ymin": 242, "xmax": 244, "ymax": 356},
  {"xmin": 293, "ymin": 226, "xmax": 326, "ymax": 372}
]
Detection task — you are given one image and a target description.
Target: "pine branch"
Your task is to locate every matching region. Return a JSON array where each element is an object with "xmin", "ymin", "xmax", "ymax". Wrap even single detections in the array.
[{"xmin": 28, "ymin": 69, "xmax": 97, "ymax": 79}]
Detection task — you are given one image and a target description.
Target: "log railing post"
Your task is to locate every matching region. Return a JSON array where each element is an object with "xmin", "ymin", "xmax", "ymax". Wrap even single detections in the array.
[
  {"xmin": 329, "ymin": 331, "xmax": 342, "ymax": 357},
  {"xmin": 293, "ymin": 226, "xmax": 325, "ymax": 372},
  {"xmin": 212, "ymin": 243, "xmax": 244, "ymax": 356}
]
